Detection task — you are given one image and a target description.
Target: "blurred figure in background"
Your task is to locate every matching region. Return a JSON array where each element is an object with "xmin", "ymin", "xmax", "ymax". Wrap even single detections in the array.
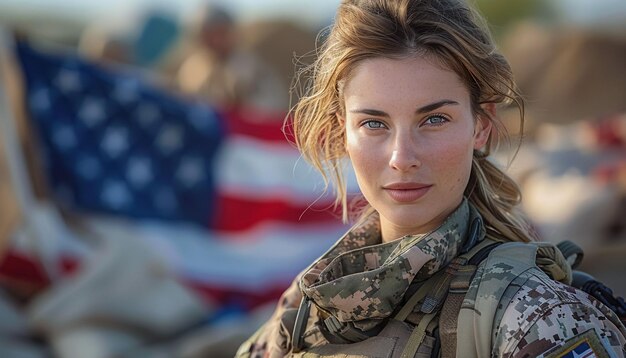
[
  {"xmin": 78, "ymin": 8, "xmax": 184, "ymax": 87},
  {"xmin": 79, "ymin": 30, "xmax": 132, "ymax": 66},
  {"xmin": 176, "ymin": 5, "xmax": 288, "ymax": 114}
]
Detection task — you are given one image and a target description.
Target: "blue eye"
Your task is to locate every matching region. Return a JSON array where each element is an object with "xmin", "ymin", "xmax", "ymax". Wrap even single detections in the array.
[
  {"xmin": 423, "ymin": 115, "xmax": 448, "ymax": 126},
  {"xmin": 363, "ymin": 120, "xmax": 386, "ymax": 129}
]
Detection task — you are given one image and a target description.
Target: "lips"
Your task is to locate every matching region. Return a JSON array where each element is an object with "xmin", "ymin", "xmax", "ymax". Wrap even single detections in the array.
[{"xmin": 383, "ymin": 182, "xmax": 432, "ymax": 202}]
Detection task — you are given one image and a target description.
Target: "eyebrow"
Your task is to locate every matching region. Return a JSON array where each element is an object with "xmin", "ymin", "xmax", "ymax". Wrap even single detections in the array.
[{"xmin": 349, "ymin": 99, "xmax": 460, "ymax": 117}]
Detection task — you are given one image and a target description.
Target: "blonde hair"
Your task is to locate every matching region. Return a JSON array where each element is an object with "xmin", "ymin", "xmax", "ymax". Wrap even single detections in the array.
[{"xmin": 290, "ymin": 0, "xmax": 533, "ymax": 242}]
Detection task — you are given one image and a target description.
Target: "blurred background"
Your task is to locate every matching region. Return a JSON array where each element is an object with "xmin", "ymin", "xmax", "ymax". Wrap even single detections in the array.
[{"xmin": 0, "ymin": 0, "xmax": 624, "ymax": 357}]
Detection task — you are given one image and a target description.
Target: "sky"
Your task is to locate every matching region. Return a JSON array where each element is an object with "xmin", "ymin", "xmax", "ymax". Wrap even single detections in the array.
[
  {"xmin": 1, "ymin": 0, "xmax": 625, "ymax": 31},
  {"xmin": 0, "ymin": 0, "xmax": 626, "ymax": 39},
  {"xmin": 0, "ymin": 0, "xmax": 339, "ymax": 30}
]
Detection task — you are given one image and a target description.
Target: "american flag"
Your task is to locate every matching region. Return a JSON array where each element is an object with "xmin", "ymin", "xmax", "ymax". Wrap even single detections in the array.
[
  {"xmin": 560, "ymin": 340, "xmax": 599, "ymax": 358},
  {"xmin": 16, "ymin": 41, "xmax": 223, "ymax": 225},
  {"xmin": 2, "ymin": 40, "xmax": 356, "ymax": 316}
]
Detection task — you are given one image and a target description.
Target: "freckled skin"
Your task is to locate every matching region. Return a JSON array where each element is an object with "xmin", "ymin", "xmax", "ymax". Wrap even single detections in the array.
[{"xmin": 342, "ymin": 56, "xmax": 492, "ymax": 242}]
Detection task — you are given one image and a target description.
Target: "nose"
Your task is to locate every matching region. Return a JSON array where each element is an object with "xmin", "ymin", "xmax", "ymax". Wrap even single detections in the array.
[{"xmin": 389, "ymin": 133, "xmax": 421, "ymax": 171}]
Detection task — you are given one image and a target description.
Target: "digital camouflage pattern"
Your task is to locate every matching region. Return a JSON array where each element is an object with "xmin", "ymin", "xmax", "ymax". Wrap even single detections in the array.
[
  {"xmin": 299, "ymin": 197, "xmax": 471, "ymax": 332},
  {"xmin": 503, "ymin": 281, "xmax": 626, "ymax": 357},
  {"xmin": 236, "ymin": 199, "xmax": 626, "ymax": 357},
  {"xmin": 236, "ymin": 199, "xmax": 472, "ymax": 357},
  {"xmin": 457, "ymin": 242, "xmax": 626, "ymax": 358}
]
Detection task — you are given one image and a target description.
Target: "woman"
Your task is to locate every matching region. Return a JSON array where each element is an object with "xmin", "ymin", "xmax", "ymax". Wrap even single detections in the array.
[{"xmin": 236, "ymin": 0, "xmax": 626, "ymax": 357}]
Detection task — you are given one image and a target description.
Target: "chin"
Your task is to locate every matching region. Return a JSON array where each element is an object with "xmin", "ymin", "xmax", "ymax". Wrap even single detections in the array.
[{"xmin": 383, "ymin": 205, "xmax": 439, "ymax": 233}]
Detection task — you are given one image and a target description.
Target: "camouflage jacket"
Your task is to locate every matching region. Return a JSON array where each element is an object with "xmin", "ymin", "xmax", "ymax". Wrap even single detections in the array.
[{"xmin": 236, "ymin": 199, "xmax": 626, "ymax": 357}]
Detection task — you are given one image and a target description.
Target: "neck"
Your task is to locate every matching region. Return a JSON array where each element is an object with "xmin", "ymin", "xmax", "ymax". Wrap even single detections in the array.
[
  {"xmin": 379, "ymin": 201, "xmax": 464, "ymax": 243},
  {"xmin": 380, "ymin": 219, "xmax": 437, "ymax": 243}
]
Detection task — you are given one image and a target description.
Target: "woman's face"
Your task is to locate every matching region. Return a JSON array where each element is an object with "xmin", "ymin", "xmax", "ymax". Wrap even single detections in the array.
[{"xmin": 342, "ymin": 55, "xmax": 492, "ymax": 242}]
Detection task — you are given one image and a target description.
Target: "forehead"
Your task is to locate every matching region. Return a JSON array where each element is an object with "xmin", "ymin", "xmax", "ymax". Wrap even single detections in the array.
[{"xmin": 343, "ymin": 55, "xmax": 470, "ymax": 107}]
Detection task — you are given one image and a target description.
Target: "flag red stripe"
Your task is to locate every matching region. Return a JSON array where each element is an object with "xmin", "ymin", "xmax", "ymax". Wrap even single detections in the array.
[
  {"xmin": 222, "ymin": 108, "xmax": 295, "ymax": 143},
  {"xmin": 210, "ymin": 194, "xmax": 341, "ymax": 233}
]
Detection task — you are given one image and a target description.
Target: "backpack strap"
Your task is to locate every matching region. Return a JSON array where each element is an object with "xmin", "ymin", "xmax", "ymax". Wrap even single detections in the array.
[
  {"xmin": 392, "ymin": 214, "xmax": 494, "ymax": 358},
  {"xmin": 392, "ymin": 216, "xmax": 499, "ymax": 358},
  {"xmin": 400, "ymin": 311, "xmax": 438, "ymax": 358},
  {"xmin": 392, "ymin": 270, "xmax": 444, "ymax": 358},
  {"xmin": 439, "ymin": 238, "xmax": 502, "ymax": 358}
]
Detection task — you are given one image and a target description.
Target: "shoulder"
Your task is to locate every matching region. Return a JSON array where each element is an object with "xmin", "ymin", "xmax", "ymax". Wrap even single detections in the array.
[{"xmin": 494, "ymin": 272, "xmax": 626, "ymax": 357}]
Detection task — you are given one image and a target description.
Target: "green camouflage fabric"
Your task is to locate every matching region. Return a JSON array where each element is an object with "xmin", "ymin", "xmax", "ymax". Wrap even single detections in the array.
[
  {"xmin": 236, "ymin": 199, "xmax": 473, "ymax": 357},
  {"xmin": 457, "ymin": 243, "xmax": 626, "ymax": 358},
  {"xmin": 299, "ymin": 197, "xmax": 472, "ymax": 332},
  {"xmin": 502, "ymin": 279, "xmax": 626, "ymax": 357},
  {"xmin": 236, "ymin": 198, "xmax": 626, "ymax": 358}
]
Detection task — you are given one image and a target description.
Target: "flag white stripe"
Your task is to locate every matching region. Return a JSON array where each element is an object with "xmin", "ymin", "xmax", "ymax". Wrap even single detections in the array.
[{"xmin": 216, "ymin": 135, "xmax": 359, "ymax": 202}]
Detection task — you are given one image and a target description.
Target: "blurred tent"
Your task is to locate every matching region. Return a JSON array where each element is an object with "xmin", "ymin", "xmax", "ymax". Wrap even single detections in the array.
[
  {"xmin": 501, "ymin": 116, "xmax": 626, "ymax": 295},
  {"xmin": 0, "ymin": 30, "xmax": 354, "ymax": 357},
  {"xmin": 495, "ymin": 23, "xmax": 626, "ymax": 296},
  {"xmin": 502, "ymin": 23, "xmax": 626, "ymax": 129}
]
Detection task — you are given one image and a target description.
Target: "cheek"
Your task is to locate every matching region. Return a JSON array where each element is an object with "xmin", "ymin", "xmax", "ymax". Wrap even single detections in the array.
[
  {"xmin": 347, "ymin": 137, "xmax": 375, "ymax": 171},
  {"xmin": 346, "ymin": 127, "xmax": 366, "ymax": 162},
  {"xmin": 430, "ymin": 138, "xmax": 474, "ymax": 187},
  {"xmin": 346, "ymin": 133, "xmax": 382, "ymax": 192}
]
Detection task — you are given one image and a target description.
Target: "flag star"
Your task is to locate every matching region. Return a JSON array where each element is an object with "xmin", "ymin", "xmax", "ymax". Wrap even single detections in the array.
[
  {"xmin": 52, "ymin": 125, "xmax": 77, "ymax": 151},
  {"xmin": 55, "ymin": 68, "xmax": 81, "ymax": 92},
  {"xmin": 188, "ymin": 105, "xmax": 216, "ymax": 131},
  {"xmin": 101, "ymin": 181, "xmax": 132, "ymax": 209},
  {"xmin": 154, "ymin": 187, "xmax": 178, "ymax": 212},
  {"xmin": 157, "ymin": 125, "xmax": 184, "ymax": 155},
  {"xmin": 127, "ymin": 157, "xmax": 153, "ymax": 188},
  {"xmin": 76, "ymin": 155, "xmax": 101, "ymax": 180},
  {"xmin": 136, "ymin": 103, "xmax": 160, "ymax": 128},
  {"xmin": 79, "ymin": 98, "xmax": 106, "ymax": 127},
  {"xmin": 30, "ymin": 87, "xmax": 51, "ymax": 113},
  {"xmin": 114, "ymin": 78, "xmax": 140, "ymax": 103},
  {"xmin": 177, "ymin": 156, "xmax": 205, "ymax": 187},
  {"xmin": 101, "ymin": 126, "xmax": 129, "ymax": 158}
]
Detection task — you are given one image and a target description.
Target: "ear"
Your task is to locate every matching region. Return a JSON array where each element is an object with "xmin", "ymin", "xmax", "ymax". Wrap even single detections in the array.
[{"xmin": 473, "ymin": 103, "xmax": 494, "ymax": 150}]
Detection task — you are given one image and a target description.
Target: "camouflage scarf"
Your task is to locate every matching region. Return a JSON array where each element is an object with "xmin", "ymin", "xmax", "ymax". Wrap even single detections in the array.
[{"xmin": 300, "ymin": 198, "xmax": 474, "ymax": 332}]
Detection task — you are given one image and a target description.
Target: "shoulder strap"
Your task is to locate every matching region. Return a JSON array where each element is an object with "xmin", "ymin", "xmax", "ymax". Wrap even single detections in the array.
[
  {"xmin": 455, "ymin": 242, "xmax": 549, "ymax": 358},
  {"xmin": 392, "ymin": 235, "xmax": 500, "ymax": 358},
  {"xmin": 439, "ymin": 238, "xmax": 502, "ymax": 358},
  {"xmin": 392, "ymin": 270, "xmax": 444, "ymax": 358}
]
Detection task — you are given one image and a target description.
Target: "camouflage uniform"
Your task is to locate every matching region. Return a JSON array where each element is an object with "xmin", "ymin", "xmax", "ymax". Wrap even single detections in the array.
[{"xmin": 236, "ymin": 199, "xmax": 626, "ymax": 357}]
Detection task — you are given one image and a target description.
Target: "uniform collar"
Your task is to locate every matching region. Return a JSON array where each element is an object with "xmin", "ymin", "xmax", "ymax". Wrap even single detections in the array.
[{"xmin": 300, "ymin": 198, "xmax": 480, "ymax": 330}]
